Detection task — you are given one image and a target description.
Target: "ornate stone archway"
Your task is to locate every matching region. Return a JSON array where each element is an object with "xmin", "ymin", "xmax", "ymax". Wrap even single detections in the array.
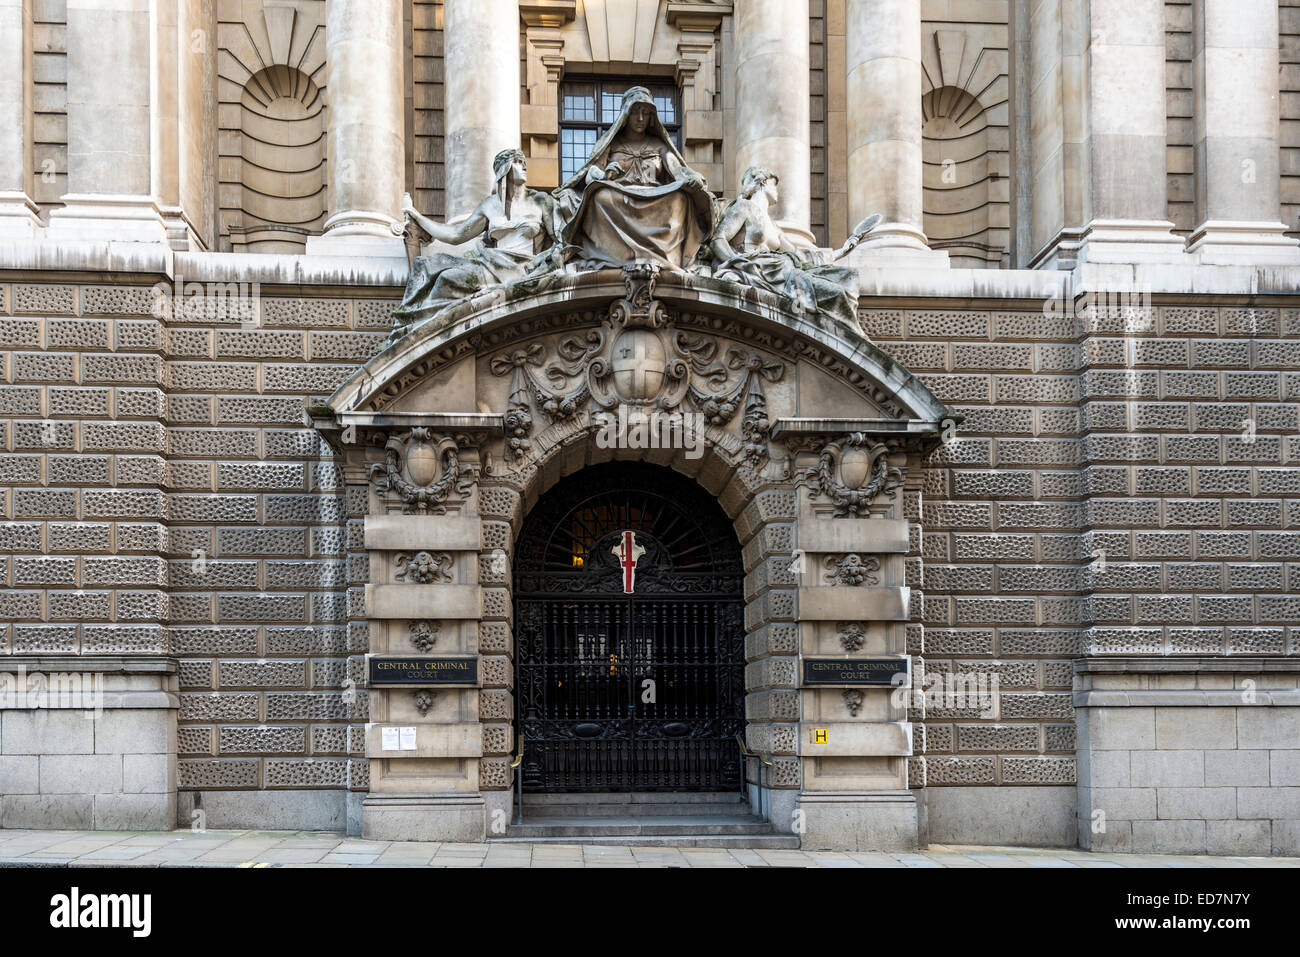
[{"xmin": 314, "ymin": 267, "xmax": 949, "ymax": 848}]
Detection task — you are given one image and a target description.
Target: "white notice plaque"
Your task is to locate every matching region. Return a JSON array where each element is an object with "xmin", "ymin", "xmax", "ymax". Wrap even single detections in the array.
[
  {"xmin": 381, "ymin": 727, "xmax": 400, "ymax": 751},
  {"xmin": 399, "ymin": 726, "xmax": 417, "ymax": 751}
]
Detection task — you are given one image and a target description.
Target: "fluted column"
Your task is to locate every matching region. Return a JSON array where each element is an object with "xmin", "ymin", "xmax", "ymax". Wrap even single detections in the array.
[
  {"xmin": 1187, "ymin": 0, "xmax": 1300, "ymax": 263},
  {"xmin": 0, "ymin": 0, "xmax": 41, "ymax": 234},
  {"xmin": 845, "ymin": 0, "xmax": 945, "ymax": 262},
  {"xmin": 47, "ymin": 0, "xmax": 168, "ymax": 242},
  {"xmin": 1074, "ymin": 0, "xmax": 1185, "ymax": 263},
  {"xmin": 307, "ymin": 0, "xmax": 406, "ymax": 256},
  {"xmin": 443, "ymin": 0, "xmax": 521, "ymax": 219},
  {"xmin": 734, "ymin": 0, "xmax": 812, "ymax": 244}
]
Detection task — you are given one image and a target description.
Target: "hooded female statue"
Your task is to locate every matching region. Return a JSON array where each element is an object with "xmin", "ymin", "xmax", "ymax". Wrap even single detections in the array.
[
  {"xmin": 554, "ymin": 87, "xmax": 714, "ymax": 270},
  {"xmin": 392, "ymin": 149, "xmax": 559, "ymax": 331},
  {"xmin": 701, "ymin": 166, "xmax": 880, "ymax": 328}
]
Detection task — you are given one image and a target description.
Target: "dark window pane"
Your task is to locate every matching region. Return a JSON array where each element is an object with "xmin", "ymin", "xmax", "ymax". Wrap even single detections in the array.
[
  {"xmin": 563, "ymin": 87, "xmax": 594, "ymax": 122},
  {"xmin": 560, "ymin": 128, "xmax": 598, "ymax": 180}
]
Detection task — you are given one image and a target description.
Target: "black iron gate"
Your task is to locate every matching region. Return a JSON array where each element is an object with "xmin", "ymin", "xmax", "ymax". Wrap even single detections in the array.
[{"xmin": 513, "ymin": 463, "xmax": 745, "ymax": 791}]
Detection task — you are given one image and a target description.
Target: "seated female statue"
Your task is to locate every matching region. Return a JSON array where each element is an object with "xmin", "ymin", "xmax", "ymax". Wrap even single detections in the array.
[
  {"xmin": 554, "ymin": 87, "xmax": 714, "ymax": 270},
  {"xmin": 703, "ymin": 166, "xmax": 879, "ymax": 328},
  {"xmin": 393, "ymin": 149, "xmax": 558, "ymax": 331}
]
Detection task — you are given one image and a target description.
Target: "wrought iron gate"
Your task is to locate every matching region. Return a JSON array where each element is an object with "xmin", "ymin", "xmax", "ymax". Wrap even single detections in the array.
[{"xmin": 513, "ymin": 463, "xmax": 745, "ymax": 791}]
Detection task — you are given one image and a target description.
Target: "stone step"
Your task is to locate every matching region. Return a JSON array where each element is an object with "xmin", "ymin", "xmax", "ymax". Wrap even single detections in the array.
[
  {"xmin": 520, "ymin": 791, "xmax": 745, "ymax": 804},
  {"xmin": 519, "ymin": 791, "xmax": 753, "ymax": 817},
  {"xmin": 502, "ymin": 815, "xmax": 776, "ymax": 840},
  {"xmin": 519, "ymin": 803, "xmax": 755, "ymax": 818},
  {"xmin": 489, "ymin": 834, "xmax": 802, "ymax": 849}
]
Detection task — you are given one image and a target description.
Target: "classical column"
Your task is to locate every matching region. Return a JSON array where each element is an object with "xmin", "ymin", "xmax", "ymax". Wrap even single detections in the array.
[
  {"xmin": 0, "ymin": 0, "xmax": 41, "ymax": 234},
  {"xmin": 734, "ymin": 0, "xmax": 812, "ymax": 244},
  {"xmin": 307, "ymin": 0, "xmax": 406, "ymax": 256},
  {"xmin": 47, "ymin": 0, "xmax": 168, "ymax": 242},
  {"xmin": 1187, "ymin": 0, "xmax": 1300, "ymax": 263},
  {"xmin": 443, "ymin": 0, "xmax": 521, "ymax": 219},
  {"xmin": 1074, "ymin": 0, "xmax": 1185, "ymax": 263},
  {"xmin": 844, "ymin": 0, "xmax": 945, "ymax": 263}
]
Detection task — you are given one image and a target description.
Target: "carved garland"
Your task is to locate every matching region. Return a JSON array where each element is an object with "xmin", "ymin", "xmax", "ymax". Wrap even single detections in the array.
[
  {"xmin": 370, "ymin": 428, "xmax": 479, "ymax": 514},
  {"xmin": 489, "ymin": 264, "xmax": 787, "ymax": 469},
  {"xmin": 800, "ymin": 432, "xmax": 904, "ymax": 517}
]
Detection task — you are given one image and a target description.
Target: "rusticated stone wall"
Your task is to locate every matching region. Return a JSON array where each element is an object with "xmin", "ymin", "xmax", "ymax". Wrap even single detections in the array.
[
  {"xmin": 3, "ymin": 276, "xmax": 1298, "ymax": 842},
  {"xmin": 0, "ymin": 279, "xmax": 397, "ymax": 827},
  {"xmin": 864, "ymin": 298, "xmax": 1300, "ymax": 850}
]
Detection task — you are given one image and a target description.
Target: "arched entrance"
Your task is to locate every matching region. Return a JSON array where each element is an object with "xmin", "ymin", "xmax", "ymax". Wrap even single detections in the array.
[{"xmin": 513, "ymin": 462, "xmax": 746, "ymax": 792}]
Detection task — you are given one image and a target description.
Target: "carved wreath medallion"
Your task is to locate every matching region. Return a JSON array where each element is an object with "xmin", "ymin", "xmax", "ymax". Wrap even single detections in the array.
[
  {"xmin": 370, "ymin": 428, "xmax": 478, "ymax": 513},
  {"xmin": 799, "ymin": 432, "xmax": 904, "ymax": 517}
]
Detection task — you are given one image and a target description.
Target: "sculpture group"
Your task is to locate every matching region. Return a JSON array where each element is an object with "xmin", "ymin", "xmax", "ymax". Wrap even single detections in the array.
[{"xmin": 393, "ymin": 87, "xmax": 880, "ymax": 335}]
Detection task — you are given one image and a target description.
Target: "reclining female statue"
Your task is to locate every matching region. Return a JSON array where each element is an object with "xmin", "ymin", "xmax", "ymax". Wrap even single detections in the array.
[
  {"xmin": 392, "ymin": 149, "xmax": 559, "ymax": 331},
  {"xmin": 554, "ymin": 86, "xmax": 714, "ymax": 270},
  {"xmin": 702, "ymin": 165, "xmax": 880, "ymax": 328}
]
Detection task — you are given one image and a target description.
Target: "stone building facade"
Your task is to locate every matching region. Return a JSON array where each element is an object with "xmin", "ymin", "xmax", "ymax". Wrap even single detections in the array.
[{"xmin": 0, "ymin": 0, "xmax": 1298, "ymax": 855}]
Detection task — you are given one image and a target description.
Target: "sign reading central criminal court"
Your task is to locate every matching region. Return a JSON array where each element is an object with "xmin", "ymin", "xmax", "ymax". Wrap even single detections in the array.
[
  {"xmin": 802, "ymin": 658, "xmax": 908, "ymax": 686},
  {"xmin": 368, "ymin": 657, "xmax": 478, "ymax": 686}
]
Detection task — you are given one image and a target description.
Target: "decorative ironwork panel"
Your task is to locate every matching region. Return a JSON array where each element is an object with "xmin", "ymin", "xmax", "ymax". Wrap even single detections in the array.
[{"xmin": 515, "ymin": 463, "xmax": 745, "ymax": 792}]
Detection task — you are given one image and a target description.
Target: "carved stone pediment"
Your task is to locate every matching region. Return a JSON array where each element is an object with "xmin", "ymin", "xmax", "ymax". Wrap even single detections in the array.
[{"xmin": 489, "ymin": 264, "xmax": 787, "ymax": 468}]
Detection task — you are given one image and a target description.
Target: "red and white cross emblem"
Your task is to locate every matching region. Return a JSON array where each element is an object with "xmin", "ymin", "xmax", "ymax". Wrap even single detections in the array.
[{"xmin": 612, "ymin": 531, "xmax": 645, "ymax": 594}]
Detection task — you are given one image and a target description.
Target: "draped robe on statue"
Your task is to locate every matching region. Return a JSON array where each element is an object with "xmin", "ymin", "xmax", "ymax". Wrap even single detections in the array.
[{"xmin": 556, "ymin": 88, "xmax": 714, "ymax": 270}]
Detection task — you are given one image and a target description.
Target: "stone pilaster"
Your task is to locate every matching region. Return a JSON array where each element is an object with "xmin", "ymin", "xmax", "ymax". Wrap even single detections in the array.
[
  {"xmin": 443, "ymin": 0, "xmax": 521, "ymax": 219},
  {"xmin": 734, "ymin": 0, "xmax": 813, "ymax": 244},
  {"xmin": 843, "ymin": 0, "xmax": 946, "ymax": 264},
  {"xmin": 306, "ymin": 0, "xmax": 406, "ymax": 257},
  {"xmin": 1187, "ymin": 0, "xmax": 1300, "ymax": 264},
  {"xmin": 0, "ymin": 0, "xmax": 42, "ymax": 235},
  {"xmin": 47, "ymin": 0, "xmax": 169, "ymax": 243},
  {"xmin": 1073, "ymin": 0, "xmax": 1186, "ymax": 264}
]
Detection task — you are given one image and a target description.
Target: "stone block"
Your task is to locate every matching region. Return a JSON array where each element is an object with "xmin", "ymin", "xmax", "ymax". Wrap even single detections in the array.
[
  {"xmin": 2, "ymin": 710, "xmax": 94, "ymax": 754},
  {"xmin": 1130, "ymin": 750, "xmax": 1205, "ymax": 787},
  {"xmin": 796, "ymin": 791, "xmax": 918, "ymax": 851},
  {"xmin": 40, "ymin": 754, "xmax": 121, "ymax": 793},
  {"xmin": 1156, "ymin": 787, "xmax": 1237, "ymax": 820},
  {"xmin": 926, "ymin": 786, "xmax": 1076, "ymax": 847},
  {"xmin": 0, "ymin": 755, "xmax": 40, "ymax": 794},
  {"xmin": 1204, "ymin": 750, "xmax": 1270, "ymax": 787},
  {"xmin": 1154, "ymin": 708, "xmax": 1237, "ymax": 749},
  {"xmin": 364, "ymin": 514, "xmax": 482, "ymax": 551},
  {"xmin": 1082, "ymin": 707, "xmax": 1154, "ymax": 750},
  {"xmin": 94, "ymin": 710, "xmax": 173, "ymax": 755},
  {"xmin": 362, "ymin": 794, "xmax": 486, "ymax": 842},
  {"xmin": 122, "ymin": 753, "xmax": 173, "ymax": 793},
  {"xmin": 1236, "ymin": 787, "xmax": 1300, "ymax": 819},
  {"xmin": 93, "ymin": 793, "xmax": 174, "ymax": 830},
  {"xmin": 1, "ymin": 794, "xmax": 94, "ymax": 829},
  {"xmin": 1237, "ymin": 708, "xmax": 1300, "ymax": 749},
  {"xmin": 1205, "ymin": 820, "xmax": 1271, "ymax": 857},
  {"xmin": 1131, "ymin": 819, "xmax": 1206, "ymax": 854},
  {"xmin": 1089, "ymin": 787, "xmax": 1155, "ymax": 821}
]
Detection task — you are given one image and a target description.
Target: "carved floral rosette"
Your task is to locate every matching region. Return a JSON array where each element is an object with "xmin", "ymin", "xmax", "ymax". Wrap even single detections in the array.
[
  {"xmin": 798, "ymin": 432, "xmax": 904, "ymax": 517},
  {"xmin": 370, "ymin": 428, "xmax": 478, "ymax": 514},
  {"xmin": 489, "ymin": 264, "xmax": 786, "ymax": 469}
]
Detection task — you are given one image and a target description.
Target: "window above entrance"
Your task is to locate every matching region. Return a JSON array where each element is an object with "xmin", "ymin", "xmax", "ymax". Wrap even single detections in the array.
[{"xmin": 559, "ymin": 78, "xmax": 681, "ymax": 183}]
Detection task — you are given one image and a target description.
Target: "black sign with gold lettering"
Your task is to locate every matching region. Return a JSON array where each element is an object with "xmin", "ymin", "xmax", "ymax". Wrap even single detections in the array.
[
  {"xmin": 802, "ymin": 658, "xmax": 908, "ymax": 686},
  {"xmin": 368, "ymin": 656, "xmax": 478, "ymax": 686}
]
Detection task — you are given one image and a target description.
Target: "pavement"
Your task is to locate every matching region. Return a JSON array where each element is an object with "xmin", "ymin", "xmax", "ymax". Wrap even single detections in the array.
[{"xmin": 0, "ymin": 828, "xmax": 1297, "ymax": 867}]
